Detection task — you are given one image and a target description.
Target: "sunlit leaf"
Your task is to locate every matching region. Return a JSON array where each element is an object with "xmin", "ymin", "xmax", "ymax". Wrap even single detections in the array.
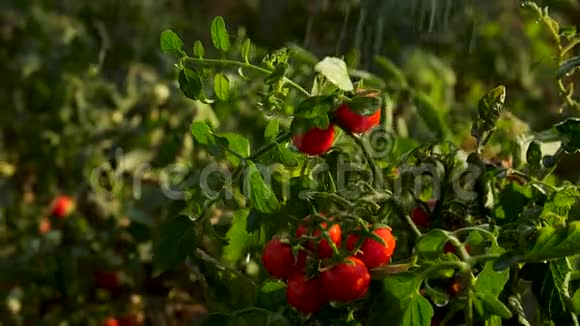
[
  {"xmin": 471, "ymin": 85, "xmax": 506, "ymax": 144},
  {"xmin": 160, "ymin": 29, "xmax": 184, "ymax": 56},
  {"xmin": 222, "ymin": 209, "xmax": 250, "ymax": 264},
  {"xmin": 264, "ymin": 120, "xmax": 279, "ymax": 142},
  {"xmin": 314, "ymin": 57, "xmax": 354, "ymax": 91},
  {"xmin": 214, "ymin": 73, "xmax": 230, "ymax": 101},
  {"xmin": 210, "ymin": 16, "xmax": 231, "ymax": 52},
  {"xmin": 241, "ymin": 39, "xmax": 251, "ymax": 63},
  {"xmin": 244, "ymin": 162, "xmax": 280, "ymax": 214},
  {"xmin": 193, "ymin": 40, "xmax": 205, "ymax": 58}
]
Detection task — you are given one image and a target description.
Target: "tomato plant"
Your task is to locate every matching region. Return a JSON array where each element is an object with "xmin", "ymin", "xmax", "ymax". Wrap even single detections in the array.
[{"xmin": 157, "ymin": 4, "xmax": 580, "ymax": 324}]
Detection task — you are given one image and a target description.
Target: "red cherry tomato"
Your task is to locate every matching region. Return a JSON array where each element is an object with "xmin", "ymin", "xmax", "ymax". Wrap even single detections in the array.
[
  {"xmin": 346, "ymin": 227, "xmax": 396, "ymax": 269},
  {"xmin": 117, "ymin": 315, "xmax": 143, "ymax": 326},
  {"xmin": 292, "ymin": 125, "xmax": 335, "ymax": 155},
  {"xmin": 94, "ymin": 271, "xmax": 120, "ymax": 291},
  {"xmin": 335, "ymin": 103, "xmax": 381, "ymax": 133},
  {"xmin": 100, "ymin": 318, "xmax": 119, "ymax": 326},
  {"xmin": 51, "ymin": 195, "xmax": 74, "ymax": 218},
  {"xmin": 448, "ymin": 279, "xmax": 463, "ymax": 297},
  {"xmin": 286, "ymin": 274, "xmax": 328, "ymax": 314},
  {"xmin": 411, "ymin": 199, "xmax": 437, "ymax": 227},
  {"xmin": 262, "ymin": 239, "xmax": 306, "ymax": 279},
  {"xmin": 321, "ymin": 257, "xmax": 370, "ymax": 302},
  {"xmin": 38, "ymin": 217, "xmax": 51, "ymax": 234},
  {"xmin": 295, "ymin": 221, "xmax": 342, "ymax": 259}
]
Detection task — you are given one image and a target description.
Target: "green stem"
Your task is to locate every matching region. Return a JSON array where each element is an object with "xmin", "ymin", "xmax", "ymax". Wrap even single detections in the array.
[
  {"xmin": 391, "ymin": 198, "xmax": 422, "ymax": 237},
  {"xmin": 452, "ymin": 226, "xmax": 499, "ymax": 247},
  {"xmin": 466, "ymin": 286, "xmax": 474, "ymax": 326},
  {"xmin": 307, "ymin": 192, "xmax": 355, "ymax": 209},
  {"xmin": 562, "ymin": 38, "xmax": 580, "ymax": 56},
  {"xmin": 446, "ymin": 235, "xmax": 471, "ymax": 262},
  {"xmin": 184, "ymin": 57, "xmax": 311, "ymax": 97},
  {"xmin": 466, "ymin": 253, "xmax": 501, "ymax": 265},
  {"xmin": 231, "ymin": 132, "xmax": 292, "ymax": 181},
  {"xmin": 249, "ymin": 132, "xmax": 292, "ymax": 161},
  {"xmin": 421, "ymin": 261, "xmax": 467, "ymax": 280},
  {"xmin": 349, "ymin": 133, "xmax": 382, "ymax": 188}
]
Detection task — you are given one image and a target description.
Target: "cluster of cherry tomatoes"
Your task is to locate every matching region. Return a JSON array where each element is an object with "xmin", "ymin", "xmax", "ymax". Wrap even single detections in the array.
[
  {"xmin": 261, "ymin": 216, "xmax": 396, "ymax": 314},
  {"xmin": 291, "ymin": 96, "xmax": 381, "ymax": 155}
]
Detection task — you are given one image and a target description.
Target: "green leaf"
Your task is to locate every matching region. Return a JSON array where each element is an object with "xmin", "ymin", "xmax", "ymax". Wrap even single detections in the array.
[
  {"xmin": 292, "ymin": 95, "xmax": 334, "ymax": 131},
  {"xmin": 414, "ymin": 91, "xmax": 448, "ymax": 139},
  {"xmin": 401, "ymin": 294, "xmax": 434, "ymax": 326},
  {"xmin": 244, "ymin": 162, "xmax": 280, "ymax": 214},
  {"xmin": 191, "ymin": 121, "xmax": 214, "ymax": 145},
  {"xmin": 218, "ymin": 132, "xmax": 250, "ymax": 166},
  {"xmin": 477, "ymin": 292, "xmax": 513, "ymax": 319},
  {"xmin": 527, "ymin": 140, "xmax": 542, "ymax": 168},
  {"xmin": 485, "ymin": 315, "xmax": 503, "ymax": 326},
  {"xmin": 219, "ymin": 133, "xmax": 250, "ymax": 158},
  {"xmin": 271, "ymin": 144, "xmax": 301, "ymax": 167},
  {"xmin": 193, "ymin": 40, "xmax": 205, "ymax": 58},
  {"xmin": 529, "ymin": 259, "xmax": 576, "ymax": 324},
  {"xmin": 214, "ymin": 73, "xmax": 230, "ymax": 101},
  {"xmin": 257, "ymin": 280, "xmax": 287, "ymax": 310},
  {"xmin": 525, "ymin": 221, "xmax": 580, "ymax": 262},
  {"xmin": 160, "ymin": 29, "xmax": 184, "ymax": 56},
  {"xmin": 556, "ymin": 56, "xmax": 580, "ymax": 79},
  {"xmin": 495, "ymin": 182, "xmax": 531, "ymax": 222},
  {"xmin": 264, "ymin": 63, "xmax": 288, "ymax": 85},
  {"xmin": 314, "ymin": 57, "xmax": 354, "ymax": 91},
  {"xmin": 555, "ymin": 118, "xmax": 580, "ymax": 153},
  {"xmin": 210, "ymin": 16, "xmax": 231, "ymax": 52},
  {"xmin": 264, "ymin": 120, "xmax": 279, "ymax": 142},
  {"xmin": 222, "ymin": 209, "xmax": 250, "ymax": 264},
  {"xmin": 572, "ymin": 288, "xmax": 580, "ymax": 313},
  {"xmin": 153, "ymin": 215, "xmax": 196, "ymax": 273},
  {"xmin": 541, "ymin": 186, "xmax": 580, "ymax": 224},
  {"xmin": 476, "ymin": 247, "xmax": 509, "ymax": 297},
  {"xmin": 380, "ymin": 273, "xmax": 434, "ymax": 326},
  {"xmin": 191, "ymin": 121, "xmax": 230, "ymax": 156},
  {"xmin": 241, "ymin": 39, "xmax": 251, "ymax": 62},
  {"xmin": 179, "ymin": 68, "xmax": 203, "ymax": 100},
  {"xmin": 416, "ymin": 229, "xmax": 448, "ymax": 256},
  {"xmin": 471, "ymin": 85, "xmax": 506, "ymax": 143}
]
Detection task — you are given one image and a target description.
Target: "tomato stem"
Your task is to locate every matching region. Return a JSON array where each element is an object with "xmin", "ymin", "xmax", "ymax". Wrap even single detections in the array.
[
  {"xmin": 183, "ymin": 57, "xmax": 311, "ymax": 97},
  {"xmin": 348, "ymin": 133, "xmax": 382, "ymax": 188}
]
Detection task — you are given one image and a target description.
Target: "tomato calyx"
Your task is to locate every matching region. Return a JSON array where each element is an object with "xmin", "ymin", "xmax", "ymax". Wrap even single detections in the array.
[
  {"xmin": 294, "ymin": 214, "xmax": 342, "ymax": 259},
  {"xmin": 346, "ymin": 225, "xmax": 396, "ymax": 269},
  {"xmin": 346, "ymin": 94, "xmax": 383, "ymax": 116}
]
